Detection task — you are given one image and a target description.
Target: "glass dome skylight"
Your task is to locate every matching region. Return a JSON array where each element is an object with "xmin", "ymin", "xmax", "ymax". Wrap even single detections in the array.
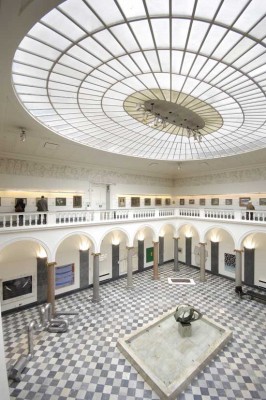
[{"xmin": 12, "ymin": 0, "xmax": 266, "ymax": 161}]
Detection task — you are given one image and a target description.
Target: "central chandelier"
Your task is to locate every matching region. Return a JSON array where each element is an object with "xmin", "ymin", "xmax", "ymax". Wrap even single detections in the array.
[{"xmin": 136, "ymin": 100, "xmax": 205, "ymax": 142}]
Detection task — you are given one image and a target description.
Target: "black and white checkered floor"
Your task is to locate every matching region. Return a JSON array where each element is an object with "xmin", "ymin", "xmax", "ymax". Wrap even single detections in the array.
[{"xmin": 3, "ymin": 263, "xmax": 266, "ymax": 400}]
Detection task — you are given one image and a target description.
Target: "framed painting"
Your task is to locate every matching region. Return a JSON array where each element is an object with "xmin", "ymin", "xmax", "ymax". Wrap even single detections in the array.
[
  {"xmin": 56, "ymin": 197, "xmax": 66, "ymax": 206},
  {"xmin": 211, "ymin": 198, "xmax": 219, "ymax": 206},
  {"xmin": 225, "ymin": 199, "xmax": 233, "ymax": 206},
  {"xmin": 73, "ymin": 195, "xmax": 82, "ymax": 208},
  {"xmin": 118, "ymin": 197, "xmax": 126, "ymax": 207},
  {"xmin": 180, "ymin": 199, "xmax": 185, "ymax": 206},
  {"xmin": 189, "ymin": 199, "xmax": 195, "ymax": 205},
  {"xmin": 15, "ymin": 198, "xmax": 27, "ymax": 205},
  {"xmin": 259, "ymin": 198, "xmax": 266, "ymax": 206},
  {"xmin": 199, "ymin": 198, "xmax": 205, "ymax": 206},
  {"xmin": 144, "ymin": 198, "xmax": 151, "ymax": 206},
  {"xmin": 131, "ymin": 197, "xmax": 140, "ymax": 207},
  {"xmin": 165, "ymin": 198, "xmax": 171, "ymax": 206},
  {"xmin": 239, "ymin": 197, "xmax": 250, "ymax": 207},
  {"xmin": 155, "ymin": 198, "xmax": 162, "ymax": 206}
]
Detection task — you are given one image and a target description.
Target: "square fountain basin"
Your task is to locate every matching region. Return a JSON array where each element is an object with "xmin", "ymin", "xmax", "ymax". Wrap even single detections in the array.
[{"xmin": 117, "ymin": 308, "xmax": 232, "ymax": 399}]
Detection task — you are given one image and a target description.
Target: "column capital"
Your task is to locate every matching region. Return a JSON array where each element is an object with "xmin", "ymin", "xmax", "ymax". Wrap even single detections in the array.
[
  {"xmin": 92, "ymin": 252, "xmax": 101, "ymax": 256},
  {"xmin": 46, "ymin": 261, "xmax": 57, "ymax": 267},
  {"xmin": 199, "ymin": 242, "xmax": 206, "ymax": 246},
  {"xmin": 126, "ymin": 246, "xmax": 134, "ymax": 250},
  {"xmin": 173, "ymin": 236, "xmax": 180, "ymax": 240},
  {"xmin": 234, "ymin": 249, "xmax": 243, "ymax": 253},
  {"xmin": 153, "ymin": 241, "xmax": 159, "ymax": 245}
]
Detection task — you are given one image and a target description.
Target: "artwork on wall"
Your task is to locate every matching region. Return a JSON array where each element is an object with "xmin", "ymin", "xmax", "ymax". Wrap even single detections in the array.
[
  {"xmin": 146, "ymin": 247, "xmax": 153, "ymax": 262},
  {"xmin": 56, "ymin": 197, "xmax": 66, "ymax": 206},
  {"xmin": 189, "ymin": 199, "xmax": 195, "ymax": 205},
  {"xmin": 15, "ymin": 198, "xmax": 27, "ymax": 206},
  {"xmin": 155, "ymin": 198, "xmax": 162, "ymax": 206},
  {"xmin": 225, "ymin": 199, "xmax": 233, "ymax": 205},
  {"xmin": 131, "ymin": 197, "xmax": 140, "ymax": 207},
  {"xmin": 211, "ymin": 198, "xmax": 219, "ymax": 206},
  {"xmin": 144, "ymin": 198, "xmax": 151, "ymax": 206},
  {"xmin": 55, "ymin": 264, "xmax": 74, "ymax": 288},
  {"xmin": 165, "ymin": 198, "xmax": 171, "ymax": 205},
  {"xmin": 259, "ymin": 198, "xmax": 266, "ymax": 206},
  {"xmin": 73, "ymin": 195, "xmax": 82, "ymax": 208},
  {"xmin": 180, "ymin": 199, "xmax": 185, "ymax": 206},
  {"xmin": 224, "ymin": 253, "xmax": 236, "ymax": 273},
  {"xmin": 199, "ymin": 198, "xmax": 205, "ymax": 206},
  {"xmin": 239, "ymin": 197, "xmax": 250, "ymax": 207},
  {"xmin": 118, "ymin": 197, "xmax": 126, "ymax": 207}
]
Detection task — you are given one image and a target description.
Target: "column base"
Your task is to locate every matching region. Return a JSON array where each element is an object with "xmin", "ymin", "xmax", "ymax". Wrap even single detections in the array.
[
  {"xmin": 126, "ymin": 285, "xmax": 134, "ymax": 290},
  {"xmin": 92, "ymin": 297, "xmax": 101, "ymax": 303},
  {"xmin": 152, "ymin": 275, "xmax": 160, "ymax": 280},
  {"xmin": 200, "ymin": 277, "xmax": 207, "ymax": 282}
]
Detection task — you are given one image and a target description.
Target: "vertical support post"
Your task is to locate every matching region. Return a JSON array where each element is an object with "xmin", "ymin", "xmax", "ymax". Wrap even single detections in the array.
[
  {"xmin": 127, "ymin": 246, "xmax": 134, "ymax": 289},
  {"xmin": 159, "ymin": 236, "xmax": 164, "ymax": 265},
  {"xmin": 244, "ymin": 247, "xmax": 255, "ymax": 286},
  {"xmin": 92, "ymin": 253, "xmax": 100, "ymax": 302},
  {"xmin": 211, "ymin": 241, "xmax": 219, "ymax": 275},
  {"xmin": 235, "ymin": 249, "xmax": 243, "ymax": 287},
  {"xmin": 199, "ymin": 242, "xmax": 207, "ymax": 282},
  {"xmin": 46, "ymin": 261, "xmax": 57, "ymax": 316},
  {"xmin": 153, "ymin": 241, "xmax": 159, "ymax": 280},
  {"xmin": 37, "ymin": 256, "xmax": 47, "ymax": 303},
  {"xmin": 173, "ymin": 237, "xmax": 180, "ymax": 271},
  {"xmin": 79, "ymin": 249, "xmax": 89, "ymax": 289},
  {"xmin": 138, "ymin": 240, "xmax": 144, "ymax": 271},
  {"xmin": 0, "ymin": 300, "xmax": 9, "ymax": 400},
  {"xmin": 112, "ymin": 244, "xmax": 119, "ymax": 280}
]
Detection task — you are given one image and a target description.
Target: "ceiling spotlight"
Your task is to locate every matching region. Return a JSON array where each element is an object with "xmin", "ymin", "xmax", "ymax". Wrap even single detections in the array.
[{"xmin": 20, "ymin": 128, "xmax": 26, "ymax": 142}]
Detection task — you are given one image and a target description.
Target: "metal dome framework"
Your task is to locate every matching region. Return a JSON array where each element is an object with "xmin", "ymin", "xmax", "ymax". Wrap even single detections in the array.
[{"xmin": 12, "ymin": 0, "xmax": 266, "ymax": 161}]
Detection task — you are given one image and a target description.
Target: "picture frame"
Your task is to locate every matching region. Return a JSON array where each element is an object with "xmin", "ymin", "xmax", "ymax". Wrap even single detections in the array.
[
  {"xmin": 180, "ymin": 199, "xmax": 185, "ymax": 206},
  {"xmin": 225, "ymin": 199, "xmax": 233, "ymax": 206},
  {"xmin": 165, "ymin": 198, "xmax": 171, "ymax": 206},
  {"xmin": 189, "ymin": 199, "xmax": 195, "ymax": 205},
  {"xmin": 155, "ymin": 198, "xmax": 162, "ymax": 206},
  {"xmin": 73, "ymin": 195, "xmax": 82, "ymax": 208},
  {"xmin": 239, "ymin": 197, "xmax": 250, "ymax": 207},
  {"xmin": 259, "ymin": 198, "xmax": 266, "ymax": 206},
  {"xmin": 211, "ymin": 198, "xmax": 219, "ymax": 206},
  {"xmin": 144, "ymin": 198, "xmax": 151, "ymax": 206},
  {"xmin": 56, "ymin": 197, "xmax": 66, "ymax": 206},
  {"xmin": 131, "ymin": 197, "xmax": 140, "ymax": 207},
  {"xmin": 15, "ymin": 198, "xmax": 27, "ymax": 206},
  {"xmin": 199, "ymin": 198, "xmax": 205, "ymax": 206},
  {"xmin": 118, "ymin": 196, "xmax": 126, "ymax": 207}
]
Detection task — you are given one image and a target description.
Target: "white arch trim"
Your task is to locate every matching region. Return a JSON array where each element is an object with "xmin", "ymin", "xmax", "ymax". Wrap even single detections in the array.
[{"xmin": 0, "ymin": 237, "xmax": 52, "ymax": 260}]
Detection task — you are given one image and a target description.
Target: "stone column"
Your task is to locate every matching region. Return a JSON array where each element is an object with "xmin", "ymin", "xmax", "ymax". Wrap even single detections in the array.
[
  {"xmin": 92, "ymin": 253, "xmax": 100, "ymax": 302},
  {"xmin": 37, "ymin": 257, "xmax": 47, "ymax": 303},
  {"xmin": 199, "ymin": 243, "xmax": 207, "ymax": 282},
  {"xmin": 0, "ymin": 301, "xmax": 9, "ymax": 400},
  {"xmin": 79, "ymin": 249, "xmax": 89, "ymax": 289},
  {"xmin": 153, "ymin": 241, "xmax": 159, "ymax": 280},
  {"xmin": 46, "ymin": 261, "xmax": 57, "ymax": 316},
  {"xmin": 138, "ymin": 240, "xmax": 144, "ymax": 271},
  {"xmin": 235, "ymin": 249, "xmax": 243, "ymax": 287},
  {"xmin": 127, "ymin": 246, "xmax": 134, "ymax": 289},
  {"xmin": 173, "ymin": 237, "xmax": 180, "ymax": 271}
]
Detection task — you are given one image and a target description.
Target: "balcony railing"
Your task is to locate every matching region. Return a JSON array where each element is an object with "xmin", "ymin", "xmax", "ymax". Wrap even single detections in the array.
[{"xmin": 0, "ymin": 208, "xmax": 265, "ymax": 230}]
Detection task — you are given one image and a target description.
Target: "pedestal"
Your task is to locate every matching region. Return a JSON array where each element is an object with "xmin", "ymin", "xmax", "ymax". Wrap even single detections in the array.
[{"xmin": 178, "ymin": 322, "xmax": 192, "ymax": 337}]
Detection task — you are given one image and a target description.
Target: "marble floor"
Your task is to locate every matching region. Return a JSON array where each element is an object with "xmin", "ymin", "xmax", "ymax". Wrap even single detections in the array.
[{"xmin": 3, "ymin": 263, "xmax": 266, "ymax": 400}]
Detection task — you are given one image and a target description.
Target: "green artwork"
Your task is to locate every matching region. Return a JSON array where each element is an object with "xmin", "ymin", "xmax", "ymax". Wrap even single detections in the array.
[{"xmin": 146, "ymin": 247, "xmax": 153, "ymax": 262}]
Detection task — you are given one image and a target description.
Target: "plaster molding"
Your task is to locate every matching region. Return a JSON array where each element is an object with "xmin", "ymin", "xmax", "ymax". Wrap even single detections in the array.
[
  {"xmin": 174, "ymin": 166, "xmax": 266, "ymax": 187},
  {"xmin": 0, "ymin": 157, "xmax": 173, "ymax": 187}
]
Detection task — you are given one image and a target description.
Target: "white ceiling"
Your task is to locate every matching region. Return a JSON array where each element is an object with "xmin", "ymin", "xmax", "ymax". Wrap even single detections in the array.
[{"xmin": 0, "ymin": 0, "xmax": 266, "ymax": 179}]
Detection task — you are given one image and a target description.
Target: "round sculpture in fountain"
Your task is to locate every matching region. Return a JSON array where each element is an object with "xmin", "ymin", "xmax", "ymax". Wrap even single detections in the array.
[{"xmin": 174, "ymin": 304, "xmax": 202, "ymax": 337}]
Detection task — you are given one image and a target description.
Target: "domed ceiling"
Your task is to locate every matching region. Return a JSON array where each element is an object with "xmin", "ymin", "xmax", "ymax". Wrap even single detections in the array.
[{"xmin": 12, "ymin": 0, "xmax": 266, "ymax": 161}]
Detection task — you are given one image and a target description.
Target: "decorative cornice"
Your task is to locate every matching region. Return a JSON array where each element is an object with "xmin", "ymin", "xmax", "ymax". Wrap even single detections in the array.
[
  {"xmin": 174, "ymin": 166, "xmax": 266, "ymax": 187},
  {"xmin": 0, "ymin": 157, "xmax": 174, "ymax": 187}
]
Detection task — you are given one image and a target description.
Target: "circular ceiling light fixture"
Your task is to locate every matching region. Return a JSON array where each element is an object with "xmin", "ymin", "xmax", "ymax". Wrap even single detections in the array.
[{"xmin": 12, "ymin": 0, "xmax": 266, "ymax": 161}]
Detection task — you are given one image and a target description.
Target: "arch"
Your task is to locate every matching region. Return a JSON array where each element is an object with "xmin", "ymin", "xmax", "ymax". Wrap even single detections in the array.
[
  {"xmin": 202, "ymin": 225, "xmax": 236, "ymax": 247},
  {"xmin": 158, "ymin": 222, "xmax": 177, "ymax": 237},
  {"xmin": 133, "ymin": 223, "xmax": 157, "ymax": 242},
  {"xmin": 98, "ymin": 227, "xmax": 130, "ymax": 249},
  {"xmin": 238, "ymin": 228, "xmax": 266, "ymax": 249},
  {"xmin": 53, "ymin": 231, "xmax": 97, "ymax": 257},
  {"xmin": 177, "ymin": 222, "xmax": 200, "ymax": 240},
  {"xmin": 0, "ymin": 236, "xmax": 51, "ymax": 260}
]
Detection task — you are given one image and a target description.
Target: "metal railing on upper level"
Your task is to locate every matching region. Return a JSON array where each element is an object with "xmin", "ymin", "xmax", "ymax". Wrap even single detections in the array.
[{"xmin": 0, "ymin": 208, "xmax": 265, "ymax": 230}]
